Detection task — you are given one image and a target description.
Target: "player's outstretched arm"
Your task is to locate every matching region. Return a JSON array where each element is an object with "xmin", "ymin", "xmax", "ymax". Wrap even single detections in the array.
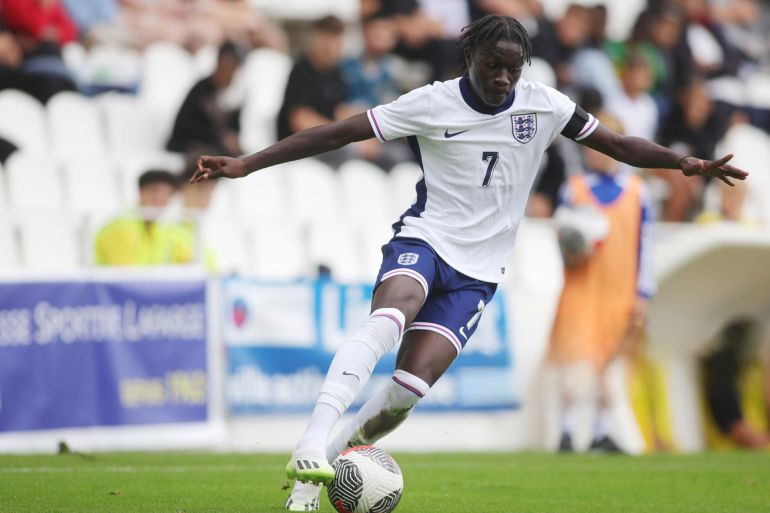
[
  {"xmin": 190, "ymin": 113, "xmax": 375, "ymax": 182},
  {"xmin": 579, "ymin": 124, "xmax": 749, "ymax": 186}
]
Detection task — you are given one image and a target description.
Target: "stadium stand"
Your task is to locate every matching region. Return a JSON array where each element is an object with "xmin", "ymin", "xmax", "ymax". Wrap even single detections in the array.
[
  {"xmin": 0, "ymin": 90, "xmax": 49, "ymax": 152},
  {"xmin": 47, "ymin": 91, "xmax": 107, "ymax": 158},
  {"xmin": 5, "ymin": 152, "xmax": 63, "ymax": 210}
]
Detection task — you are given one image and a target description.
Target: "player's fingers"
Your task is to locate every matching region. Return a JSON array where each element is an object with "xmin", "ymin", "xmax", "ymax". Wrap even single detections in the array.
[
  {"xmin": 718, "ymin": 175, "xmax": 735, "ymax": 187},
  {"xmin": 721, "ymin": 165, "xmax": 749, "ymax": 180},
  {"xmin": 709, "ymin": 153, "xmax": 734, "ymax": 169}
]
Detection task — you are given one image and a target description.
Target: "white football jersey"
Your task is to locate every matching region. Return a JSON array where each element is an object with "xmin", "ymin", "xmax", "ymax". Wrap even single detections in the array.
[{"xmin": 368, "ymin": 75, "xmax": 598, "ymax": 283}]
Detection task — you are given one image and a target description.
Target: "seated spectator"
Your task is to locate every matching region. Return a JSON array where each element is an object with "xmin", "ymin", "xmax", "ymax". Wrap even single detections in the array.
[
  {"xmin": 531, "ymin": 4, "xmax": 591, "ymax": 89},
  {"xmin": 677, "ymin": 0, "xmax": 740, "ymax": 78},
  {"xmin": 654, "ymin": 76, "xmax": 732, "ymax": 221},
  {"xmin": 0, "ymin": 134, "xmax": 17, "ymax": 164},
  {"xmin": 702, "ymin": 319, "xmax": 770, "ymax": 450},
  {"xmin": 341, "ymin": 14, "xmax": 401, "ymax": 109},
  {"xmin": 711, "ymin": 0, "xmax": 770, "ymax": 68},
  {"xmin": 167, "ymin": 41, "xmax": 244, "ymax": 157},
  {"xmin": 372, "ymin": 0, "xmax": 458, "ymax": 82},
  {"xmin": 606, "ymin": 51, "xmax": 658, "ymax": 143},
  {"xmin": 0, "ymin": 0, "xmax": 77, "ymax": 101},
  {"xmin": 277, "ymin": 16, "xmax": 386, "ymax": 168},
  {"xmin": 94, "ymin": 169, "xmax": 182, "ymax": 266},
  {"xmin": 341, "ymin": 14, "xmax": 413, "ymax": 170}
]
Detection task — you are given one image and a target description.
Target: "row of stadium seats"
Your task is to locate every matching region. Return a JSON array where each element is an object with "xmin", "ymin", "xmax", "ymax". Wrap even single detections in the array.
[
  {"xmin": 0, "ymin": 45, "xmax": 292, "ymax": 159},
  {"xmin": 0, "ymin": 157, "xmax": 422, "ymax": 279}
]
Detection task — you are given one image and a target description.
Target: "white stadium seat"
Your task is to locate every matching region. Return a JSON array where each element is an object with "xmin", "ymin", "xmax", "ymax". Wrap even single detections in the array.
[
  {"xmin": 250, "ymin": 221, "xmax": 308, "ymax": 278},
  {"xmin": 61, "ymin": 42, "xmax": 87, "ymax": 82},
  {"xmin": 5, "ymin": 152, "xmax": 64, "ymax": 209},
  {"xmin": 283, "ymin": 159, "xmax": 341, "ymax": 223},
  {"xmin": 88, "ymin": 44, "xmax": 141, "ymax": 89},
  {"xmin": 0, "ymin": 90, "xmax": 49, "ymax": 152},
  {"xmin": 522, "ymin": 57, "xmax": 556, "ymax": 88},
  {"xmin": 358, "ymin": 223, "xmax": 393, "ymax": 281},
  {"xmin": 306, "ymin": 220, "xmax": 364, "ymax": 282},
  {"xmin": 62, "ymin": 157, "xmax": 121, "ymax": 215},
  {"xmin": 233, "ymin": 166, "xmax": 288, "ymax": 221},
  {"xmin": 0, "ymin": 160, "xmax": 7, "ymax": 208},
  {"xmin": 140, "ymin": 42, "xmax": 197, "ymax": 143},
  {"xmin": 239, "ymin": 48, "xmax": 292, "ymax": 152},
  {"xmin": 388, "ymin": 162, "xmax": 422, "ymax": 221},
  {"xmin": 194, "ymin": 45, "xmax": 217, "ymax": 78},
  {"xmin": 0, "ymin": 217, "xmax": 19, "ymax": 269},
  {"xmin": 18, "ymin": 212, "xmax": 80, "ymax": 270},
  {"xmin": 47, "ymin": 92, "xmax": 107, "ymax": 158},
  {"xmin": 338, "ymin": 159, "xmax": 392, "ymax": 229},
  {"xmin": 98, "ymin": 93, "xmax": 163, "ymax": 157},
  {"xmin": 200, "ymin": 218, "xmax": 251, "ymax": 274}
]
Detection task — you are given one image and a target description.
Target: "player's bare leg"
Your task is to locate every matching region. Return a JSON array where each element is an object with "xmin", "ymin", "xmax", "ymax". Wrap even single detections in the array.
[
  {"xmin": 326, "ymin": 330, "xmax": 456, "ymax": 459},
  {"xmin": 286, "ymin": 276, "xmax": 424, "ymax": 488}
]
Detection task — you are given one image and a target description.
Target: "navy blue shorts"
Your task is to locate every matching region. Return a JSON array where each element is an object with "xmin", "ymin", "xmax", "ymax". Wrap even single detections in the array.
[{"xmin": 374, "ymin": 237, "xmax": 497, "ymax": 354}]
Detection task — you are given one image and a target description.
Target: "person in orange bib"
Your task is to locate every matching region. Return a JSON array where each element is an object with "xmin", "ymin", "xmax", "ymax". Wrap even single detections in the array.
[{"xmin": 549, "ymin": 113, "xmax": 654, "ymax": 453}]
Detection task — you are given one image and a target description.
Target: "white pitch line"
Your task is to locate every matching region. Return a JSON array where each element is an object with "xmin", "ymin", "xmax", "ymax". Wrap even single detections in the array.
[{"xmin": 0, "ymin": 464, "xmax": 273, "ymax": 474}]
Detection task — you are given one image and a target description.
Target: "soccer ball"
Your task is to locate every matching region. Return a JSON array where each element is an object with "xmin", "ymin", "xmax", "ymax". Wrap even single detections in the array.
[
  {"xmin": 554, "ymin": 204, "xmax": 609, "ymax": 268},
  {"xmin": 327, "ymin": 446, "xmax": 403, "ymax": 513}
]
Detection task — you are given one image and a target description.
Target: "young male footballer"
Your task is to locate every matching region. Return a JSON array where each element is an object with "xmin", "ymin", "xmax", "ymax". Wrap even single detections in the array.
[{"xmin": 190, "ymin": 15, "xmax": 747, "ymax": 511}]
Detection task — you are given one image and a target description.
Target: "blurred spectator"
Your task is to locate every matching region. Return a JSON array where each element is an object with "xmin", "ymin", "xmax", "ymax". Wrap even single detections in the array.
[
  {"xmin": 94, "ymin": 169, "xmax": 182, "ymax": 266},
  {"xmin": 532, "ymin": 4, "xmax": 591, "ymax": 88},
  {"xmin": 277, "ymin": 16, "xmax": 389, "ymax": 168},
  {"xmin": 167, "ymin": 41, "xmax": 244, "ymax": 157},
  {"xmin": 549, "ymin": 113, "xmax": 654, "ymax": 453},
  {"xmin": 342, "ymin": 14, "xmax": 401, "ymax": 109},
  {"xmin": 654, "ymin": 76, "xmax": 732, "ymax": 221},
  {"xmin": 606, "ymin": 51, "xmax": 658, "ymax": 142},
  {"xmin": 0, "ymin": 0, "xmax": 77, "ymax": 46},
  {"xmin": 341, "ymin": 13, "xmax": 413, "ymax": 169},
  {"xmin": 612, "ymin": 4, "xmax": 686, "ymax": 117},
  {"xmin": 169, "ymin": 165, "xmax": 218, "ymax": 270},
  {"xmin": 676, "ymin": 0, "xmax": 740, "ymax": 78},
  {"xmin": 711, "ymin": 0, "xmax": 770, "ymax": 69},
  {"xmin": 0, "ymin": 0, "xmax": 77, "ymax": 101},
  {"xmin": 372, "ymin": 0, "xmax": 458, "ymax": 81},
  {"xmin": 569, "ymin": 5, "xmax": 621, "ymax": 101},
  {"xmin": 702, "ymin": 319, "xmax": 770, "ymax": 450}
]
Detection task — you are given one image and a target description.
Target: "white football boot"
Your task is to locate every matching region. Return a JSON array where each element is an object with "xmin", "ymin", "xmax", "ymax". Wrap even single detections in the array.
[{"xmin": 285, "ymin": 481, "xmax": 322, "ymax": 512}]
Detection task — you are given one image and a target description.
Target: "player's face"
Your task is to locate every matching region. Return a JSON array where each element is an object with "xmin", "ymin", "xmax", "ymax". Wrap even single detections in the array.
[{"xmin": 466, "ymin": 40, "xmax": 523, "ymax": 107}]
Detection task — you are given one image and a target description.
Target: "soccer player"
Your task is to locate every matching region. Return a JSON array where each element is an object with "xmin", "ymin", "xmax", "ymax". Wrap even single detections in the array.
[{"xmin": 190, "ymin": 15, "xmax": 747, "ymax": 511}]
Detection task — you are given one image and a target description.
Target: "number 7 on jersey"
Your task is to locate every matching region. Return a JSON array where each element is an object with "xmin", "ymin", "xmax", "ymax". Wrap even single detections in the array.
[{"xmin": 481, "ymin": 151, "xmax": 499, "ymax": 187}]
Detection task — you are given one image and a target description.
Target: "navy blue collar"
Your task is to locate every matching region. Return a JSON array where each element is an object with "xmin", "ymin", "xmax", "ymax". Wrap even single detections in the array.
[{"xmin": 459, "ymin": 74, "xmax": 516, "ymax": 115}]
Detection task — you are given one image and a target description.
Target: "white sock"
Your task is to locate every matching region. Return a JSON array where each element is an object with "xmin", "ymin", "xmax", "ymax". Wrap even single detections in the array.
[
  {"xmin": 594, "ymin": 407, "xmax": 611, "ymax": 440},
  {"xmin": 327, "ymin": 369, "xmax": 430, "ymax": 461},
  {"xmin": 295, "ymin": 308, "xmax": 405, "ymax": 454},
  {"xmin": 562, "ymin": 403, "xmax": 576, "ymax": 437}
]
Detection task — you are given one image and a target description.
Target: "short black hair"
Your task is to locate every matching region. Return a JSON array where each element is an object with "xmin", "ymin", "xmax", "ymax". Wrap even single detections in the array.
[
  {"xmin": 218, "ymin": 40, "xmax": 245, "ymax": 63},
  {"xmin": 458, "ymin": 15, "xmax": 533, "ymax": 68},
  {"xmin": 313, "ymin": 15, "xmax": 345, "ymax": 34},
  {"xmin": 138, "ymin": 169, "xmax": 178, "ymax": 190}
]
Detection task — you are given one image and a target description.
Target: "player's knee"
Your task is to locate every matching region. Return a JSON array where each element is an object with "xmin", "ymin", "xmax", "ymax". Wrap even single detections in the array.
[
  {"xmin": 373, "ymin": 276, "xmax": 425, "ymax": 321},
  {"xmin": 387, "ymin": 369, "xmax": 430, "ymax": 410},
  {"xmin": 351, "ymin": 308, "xmax": 406, "ymax": 359}
]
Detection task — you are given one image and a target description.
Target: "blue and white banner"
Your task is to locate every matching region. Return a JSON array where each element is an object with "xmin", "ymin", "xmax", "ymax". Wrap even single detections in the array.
[
  {"xmin": 0, "ymin": 280, "xmax": 208, "ymax": 432},
  {"xmin": 222, "ymin": 278, "xmax": 517, "ymax": 413}
]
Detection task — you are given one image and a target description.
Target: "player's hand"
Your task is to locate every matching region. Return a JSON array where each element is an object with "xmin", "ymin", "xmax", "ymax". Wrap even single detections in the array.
[
  {"xmin": 190, "ymin": 155, "xmax": 247, "ymax": 183},
  {"xmin": 680, "ymin": 154, "xmax": 748, "ymax": 186}
]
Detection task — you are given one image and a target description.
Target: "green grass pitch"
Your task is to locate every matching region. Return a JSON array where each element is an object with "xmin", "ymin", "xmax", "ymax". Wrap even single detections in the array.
[{"xmin": 1, "ymin": 451, "xmax": 768, "ymax": 512}]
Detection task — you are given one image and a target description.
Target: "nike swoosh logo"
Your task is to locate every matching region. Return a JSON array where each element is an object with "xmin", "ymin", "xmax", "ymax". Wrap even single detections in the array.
[
  {"xmin": 342, "ymin": 371, "xmax": 360, "ymax": 381},
  {"xmin": 444, "ymin": 129, "xmax": 470, "ymax": 138}
]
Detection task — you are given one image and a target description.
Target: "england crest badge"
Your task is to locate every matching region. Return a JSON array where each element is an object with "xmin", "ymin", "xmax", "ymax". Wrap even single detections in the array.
[{"xmin": 511, "ymin": 113, "xmax": 537, "ymax": 143}]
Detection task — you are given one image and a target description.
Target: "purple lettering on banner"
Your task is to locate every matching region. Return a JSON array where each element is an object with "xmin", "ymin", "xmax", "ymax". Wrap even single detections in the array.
[{"xmin": 0, "ymin": 280, "xmax": 208, "ymax": 432}]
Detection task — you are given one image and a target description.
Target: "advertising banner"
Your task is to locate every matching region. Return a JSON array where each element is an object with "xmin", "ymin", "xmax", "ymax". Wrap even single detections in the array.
[
  {"xmin": 0, "ymin": 280, "xmax": 208, "ymax": 432},
  {"xmin": 222, "ymin": 278, "xmax": 516, "ymax": 413}
]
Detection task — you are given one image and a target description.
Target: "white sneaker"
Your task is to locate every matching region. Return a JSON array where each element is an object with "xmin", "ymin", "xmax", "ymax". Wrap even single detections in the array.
[
  {"xmin": 285, "ymin": 481, "xmax": 322, "ymax": 511},
  {"xmin": 285, "ymin": 448, "xmax": 335, "ymax": 485}
]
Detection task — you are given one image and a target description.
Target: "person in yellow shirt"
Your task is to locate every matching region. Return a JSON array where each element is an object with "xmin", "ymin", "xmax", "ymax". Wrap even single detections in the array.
[{"xmin": 94, "ymin": 169, "xmax": 180, "ymax": 266}]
